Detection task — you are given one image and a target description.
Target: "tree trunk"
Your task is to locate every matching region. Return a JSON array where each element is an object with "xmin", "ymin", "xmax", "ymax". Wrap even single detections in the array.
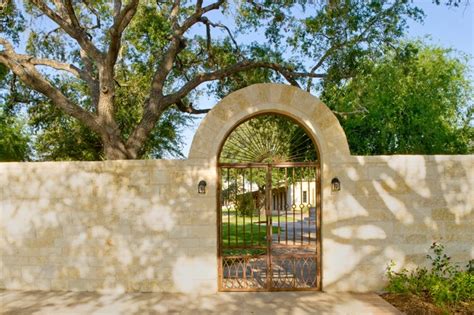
[
  {"xmin": 103, "ymin": 140, "xmax": 130, "ymax": 160},
  {"xmin": 102, "ymin": 129, "xmax": 132, "ymax": 160}
]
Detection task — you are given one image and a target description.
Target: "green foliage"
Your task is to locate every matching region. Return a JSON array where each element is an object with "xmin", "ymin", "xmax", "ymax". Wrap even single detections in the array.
[
  {"xmin": 28, "ymin": 100, "xmax": 190, "ymax": 160},
  {"xmin": 323, "ymin": 42, "xmax": 473, "ymax": 155},
  {"xmin": 0, "ymin": 108, "xmax": 29, "ymax": 161},
  {"xmin": 1, "ymin": 1, "xmax": 469, "ymax": 160},
  {"xmin": 29, "ymin": 102, "xmax": 103, "ymax": 161},
  {"xmin": 0, "ymin": 63, "xmax": 8, "ymax": 81},
  {"xmin": 386, "ymin": 242, "xmax": 474, "ymax": 307},
  {"xmin": 0, "ymin": 1, "xmax": 25, "ymax": 43},
  {"xmin": 234, "ymin": 193, "xmax": 257, "ymax": 217}
]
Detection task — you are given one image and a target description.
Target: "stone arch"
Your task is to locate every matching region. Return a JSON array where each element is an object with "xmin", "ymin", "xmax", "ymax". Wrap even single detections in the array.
[
  {"xmin": 189, "ymin": 83, "xmax": 350, "ymax": 166},
  {"xmin": 189, "ymin": 83, "xmax": 351, "ymax": 290}
]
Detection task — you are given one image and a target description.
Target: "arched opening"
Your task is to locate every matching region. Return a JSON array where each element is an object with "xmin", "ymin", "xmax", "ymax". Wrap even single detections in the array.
[{"xmin": 217, "ymin": 113, "xmax": 321, "ymax": 291}]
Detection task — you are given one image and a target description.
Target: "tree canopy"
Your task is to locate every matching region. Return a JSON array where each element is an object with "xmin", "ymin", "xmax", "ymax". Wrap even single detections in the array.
[
  {"xmin": 1, "ymin": 0, "xmax": 446, "ymax": 160},
  {"xmin": 0, "ymin": 0, "xmax": 469, "ymax": 160},
  {"xmin": 322, "ymin": 42, "xmax": 473, "ymax": 155}
]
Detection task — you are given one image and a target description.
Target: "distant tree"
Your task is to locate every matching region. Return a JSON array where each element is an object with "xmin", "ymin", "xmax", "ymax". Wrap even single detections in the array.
[
  {"xmin": 322, "ymin": 42, "xmax": 473, "ymax": 155},
  {"xmin": 0, "ymin": 106, "xmax": 29, "ymax": 161}
]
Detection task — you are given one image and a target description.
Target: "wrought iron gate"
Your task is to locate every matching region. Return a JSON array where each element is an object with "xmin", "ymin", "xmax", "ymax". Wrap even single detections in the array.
[
  {"xmin": 218, "ymin": 162, "xmax": 321, "ymax": 291},
  {"xmin": 217, "ymin": 113, "xmax": 321, "ymax": 291}
]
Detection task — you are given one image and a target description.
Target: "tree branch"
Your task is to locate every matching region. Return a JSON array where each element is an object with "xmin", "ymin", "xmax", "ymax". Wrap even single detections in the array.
[
  {"xmin": 147, "ymin": 0, "xmax": 225, "ymax": 100},
  {"xmin": 64, "ymin": 0, "xmax": 82, "ymax": 28},
  {"xmin": 174, "ymin": 99, "xmax": 210, "ymax": 114},
  {"xmin": 0, "ymin": 44, "xmax": 104, "ymax": 137},
  {"xmin": 79, "ymin": 49, "xmax": 100, "ymax": 109},
  {"xmin": 114, "ymin": 0, "xmax": 122, "ymax": 16},
  {"xmin": 199, "ymin": 17, "xmax": 241, "ymax": 56},
  {"xmin": 0, "ymin": 37, "xmax": 14, "ymax": 53},
  {"xmin": 1, "ymin": 36, "xmax": 99, "ymax": 105},
  {"xmin": 29, "ymin": 57, "xmax": 88, "ymax": 80},
  {"xmin": 106, "ymin": 0, "xmax": 139, "ymax": 68},
  {"xmin": 196, "ymin": 0, "xmax": 203, "ymax": 10},
  {"xmin": 44, "ymin": 27, "xmax": 62, "ymax": 41},
  {"xmin": 81, "ymin": 0, "xmax": 102, "ymax": 30},
  {"xmin": 178, "ymin": 0, "xmax": 225, "ymax": 35},
  {"xmin": 170, "ymin": 0, "xmax": 181, "ymax": 30},
  {"xmin": 148, "ymin": 0, "xmax": 226, "ymax": 102},
  {"xmin": 29, "ymin": 0, "xmax": 103, "ymax": 62},
  {"xmin": 163, "ymin": 60, "xmax": 325, "ymax": 105},
  {"xmin": 125, "ymin": 59, "xmax": 324, "ymax": 156},
  {"xmin": 89, "ymin": 0, "xmax": 139, "ymax": 135},
  {"xmin": 306, "ymin": 2, "xmax": 401, "ymax": 92}
]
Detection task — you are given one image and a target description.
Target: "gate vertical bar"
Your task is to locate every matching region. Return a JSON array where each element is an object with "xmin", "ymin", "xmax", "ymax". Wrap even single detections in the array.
[
  {"xmin": 242, "ymin": 169, "xmax": 246, "ymax": 246},
  {"xmin": 285, "ymin": 167, "xmax": 288, "ymax": 245},
  {"xmin": 227, "ymin": 168, "xmax": 230, "ymax": 246},
  {"xmin": 316, "ymin": 164, "xmax": 322, "ymax": 290},
  {"xmin": 300, "ymin": 167, "xmax": 304, "ymax": 244},
  {"xmin": 235, "ymin": 170, "xmax": 238, "ymax": 246},
  {"xmin": 250, "ymin": 168, "xmax": 253, "ymax": 245},
  {"xmin": 266, "ymin": 164, "xmax": 272, "ymax": 290},
  {"xmin": 292, "ymin": 167, "xmax": 296, "ymax": 245},
  {"xmin": 217, "ymin": 167, "xmax": 222, "ymax": 291}
]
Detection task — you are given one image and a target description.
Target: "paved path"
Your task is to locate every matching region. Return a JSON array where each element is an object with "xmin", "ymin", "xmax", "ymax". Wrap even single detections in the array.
[{"xmin": 1, "ymin": 290, "xmax": 401, "ymax": 315}]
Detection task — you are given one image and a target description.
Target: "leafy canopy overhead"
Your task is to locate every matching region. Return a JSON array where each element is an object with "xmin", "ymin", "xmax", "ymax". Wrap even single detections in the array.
[
  {"xmin": 0, "ymin": 0, "xmax": 467, "ymax": 160},
  {"xmin": 0, "ymin": 0, "xmax": 434, "ymax": 160}
]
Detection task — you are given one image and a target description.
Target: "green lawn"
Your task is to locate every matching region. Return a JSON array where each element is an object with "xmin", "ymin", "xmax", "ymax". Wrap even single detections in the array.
[
  {"xmin": 221, "ymin": 218, "xmax": 273, "ymax": 246},
  {"xmin": 221, "ymin": 211, "xmax": 305, "ymax": 256},
  {"xmin": 221, "ymin": 218, "xmax": 275, "ymax": 256}
]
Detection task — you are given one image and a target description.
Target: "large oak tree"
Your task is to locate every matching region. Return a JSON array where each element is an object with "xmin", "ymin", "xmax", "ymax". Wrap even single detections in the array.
[{"xmin": 0, "ymin": 0, "xmax": 460, "ymax": 159}]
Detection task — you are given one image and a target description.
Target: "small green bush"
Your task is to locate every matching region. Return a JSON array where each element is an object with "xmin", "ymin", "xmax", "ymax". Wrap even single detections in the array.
[
  {"xmin": 235, "ymin": 193, "xmax": 256, "ymax": 216},
  {"xmin": 386, "ymin": 242, "xmax": 474, "ymax": 307}
]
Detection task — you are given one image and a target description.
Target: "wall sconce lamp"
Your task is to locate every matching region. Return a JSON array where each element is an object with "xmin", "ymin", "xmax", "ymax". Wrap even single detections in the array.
[
  {"xmin": 198, "ymin": 180, "xmax": 207, "ymax": 194},
  {"xmin": 331, "ymin": 177, "xmax": 341, "ymax": 192}
]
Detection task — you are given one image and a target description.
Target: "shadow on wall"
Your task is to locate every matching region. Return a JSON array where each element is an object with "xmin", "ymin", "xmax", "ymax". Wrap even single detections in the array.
[
  {"xmin": 1, "ymin": 159, "xmax": 218, "ymax": 294},
  {"xmin": 323, "ymin": 154, "xmax": 473, "ymax": 291},
  {"xmin": 0, "ymin": 155, "xmax": 473, "ymax": 294}
]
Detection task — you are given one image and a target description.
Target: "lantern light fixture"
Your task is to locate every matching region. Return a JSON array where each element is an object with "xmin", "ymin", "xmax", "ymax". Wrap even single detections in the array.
[
  {"xmin": 198, "ymin": 180, "xmax": 207, "ymax": 194},
  {"xmin": 331, "ymin": 177, "xmax": 341, "ymax": 192}
]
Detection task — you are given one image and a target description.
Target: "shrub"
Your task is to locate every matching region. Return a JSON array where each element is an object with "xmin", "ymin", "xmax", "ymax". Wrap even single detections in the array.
[
  {"xmin": 386, "ymin": 242, "xmax": 474, "ymax": 307},
  {"xmin": 235, "ymin": 193, "xmax": 256, "ymax": 216}
]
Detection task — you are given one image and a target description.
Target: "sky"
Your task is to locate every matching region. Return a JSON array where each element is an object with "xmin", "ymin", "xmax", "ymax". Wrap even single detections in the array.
[{"xmin": 180, "ymin": 1, "xmax": 474, "ymax": 158}]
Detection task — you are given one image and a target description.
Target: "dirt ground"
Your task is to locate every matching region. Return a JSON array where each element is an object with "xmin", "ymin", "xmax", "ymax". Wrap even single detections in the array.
[{"xmin": 380, "ymin": 293, "xmax": 474, "ymax": 315}]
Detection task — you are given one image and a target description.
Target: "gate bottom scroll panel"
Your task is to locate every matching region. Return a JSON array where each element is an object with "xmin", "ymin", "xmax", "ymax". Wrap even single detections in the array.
[
  {"xmin": 270, "ymin": 254, "xmax": 317, "ymax": 289},
  {"xmin": 222, "ymin": 255, "xmax": 268, "ymax": 289},
  {"xmin": 221, "ymin": 254, "xmax": 317, "ymax": 290}
]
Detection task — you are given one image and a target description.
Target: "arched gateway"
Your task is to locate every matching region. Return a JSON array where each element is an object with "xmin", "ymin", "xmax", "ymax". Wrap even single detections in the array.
[
  {"xmin": 188, "ymin": 83, "xmax": 351, "ymax": 292},
  {"xmin": 218, "ymin": 113, "xmax": 321, "ymax": 291}
]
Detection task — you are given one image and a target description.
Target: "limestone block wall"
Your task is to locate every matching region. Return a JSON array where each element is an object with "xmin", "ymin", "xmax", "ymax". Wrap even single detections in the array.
[
  {"xmin": 1, "ymin": 156, "xmax": 472, "ymax": 294},
  {"xmin": 0, "ymin": 160, "xmax": 218, "ymax": 294},
  {"xmin": 323, "ymin": 155, "xmax": 473, "ymax": 291}
]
